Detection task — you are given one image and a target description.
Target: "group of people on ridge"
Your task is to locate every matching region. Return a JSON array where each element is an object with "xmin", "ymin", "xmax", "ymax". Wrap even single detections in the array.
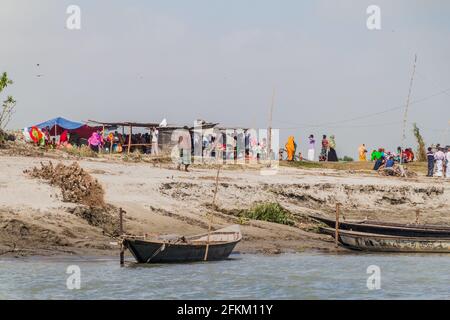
[
  {"xmin": 358, "ymin": 143, "xmax": 450, "ymax": 178},
  {"xmin": 284, "ymin": 134, "xmax": 338, "ymax": 162}
]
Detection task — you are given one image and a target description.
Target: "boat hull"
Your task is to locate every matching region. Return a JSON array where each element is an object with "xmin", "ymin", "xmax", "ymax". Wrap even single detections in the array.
[
  {"xmin": 123, "ymin": 239, "xmax": 240, "ymax": 263},
  {"xmin": 312, "ymin": 215, "xmax": 450, "ymax": 238},
  {"xmin": 320, "ymin": 227, "xmax": 450, "ymax": 253}
]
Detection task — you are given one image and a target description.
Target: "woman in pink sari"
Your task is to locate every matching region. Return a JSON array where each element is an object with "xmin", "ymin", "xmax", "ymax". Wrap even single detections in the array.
[{"xmin": 88, "ymin": 131, "xmax": 103, "ymax": 152}]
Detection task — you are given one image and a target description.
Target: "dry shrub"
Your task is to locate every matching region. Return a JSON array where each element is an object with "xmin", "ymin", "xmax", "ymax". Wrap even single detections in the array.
[{"xmin": 25, "ymin": 161, "xmax": 105, "ymax": 207}]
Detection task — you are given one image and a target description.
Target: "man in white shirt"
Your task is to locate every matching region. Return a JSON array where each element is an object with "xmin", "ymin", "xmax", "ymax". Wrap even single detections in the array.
[
  {"xmin": 308, "ymin": 134, "xmax": 315, "ymax": 161},
  {"xmin": 151, "ymin": 127, "xmax": 159, "ymax": 156},
  {"xmin": 446, "ymin": 147, "xmax": 450, "ymax": 179},
  {"xmin": 434, "ymin": 148, "xmax": 445, "ymax": 177}
]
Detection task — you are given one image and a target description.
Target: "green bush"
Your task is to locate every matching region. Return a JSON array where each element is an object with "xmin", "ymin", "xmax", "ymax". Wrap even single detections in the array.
[
  {"xmin": 243, "ymin": 202, "xmax": 294, "ymax": 226},
  {"xmin": 341, "ymin": 156, "xmax": 354, "ymax": 162}
]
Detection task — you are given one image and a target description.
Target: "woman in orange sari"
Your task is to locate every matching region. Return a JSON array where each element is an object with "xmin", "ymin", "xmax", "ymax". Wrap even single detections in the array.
[
  {"xmin": 285, "ymin": 136, "xmax": 296, "ymax": 161},
  {"xmin": 358, "ymin": 144, "xmax": 367, "ymax": 161}
]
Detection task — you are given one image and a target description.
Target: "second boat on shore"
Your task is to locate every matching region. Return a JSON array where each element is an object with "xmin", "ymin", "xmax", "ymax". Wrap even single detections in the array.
[
  {"xmin": 311, "ymin": 214, "xmax": 450, "ymax": 238},
  {"xmin": 320, "ymin": 227, "xmax": 450, "ymax": 253}
]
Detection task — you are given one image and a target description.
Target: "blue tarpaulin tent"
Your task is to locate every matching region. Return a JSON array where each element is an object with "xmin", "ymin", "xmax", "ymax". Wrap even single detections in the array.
[
  {"xmin": 35, "ymin": 117, "xmax": 84, "ymax": 130},
  {"xmin": 32, "ymin": 117, "xmax": 100, "ymax": 139}
]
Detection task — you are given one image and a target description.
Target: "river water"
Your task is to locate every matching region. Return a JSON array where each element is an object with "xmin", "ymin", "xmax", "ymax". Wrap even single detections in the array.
[{"xmin": 0, "ymin": 253, "xmax": 449, "ymax": 299}]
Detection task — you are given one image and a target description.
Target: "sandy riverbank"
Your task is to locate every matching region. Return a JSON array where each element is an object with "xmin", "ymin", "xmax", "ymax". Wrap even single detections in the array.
[{"xmin": 1, "ymin": 149, "xmax": 449, "ymax": 258}]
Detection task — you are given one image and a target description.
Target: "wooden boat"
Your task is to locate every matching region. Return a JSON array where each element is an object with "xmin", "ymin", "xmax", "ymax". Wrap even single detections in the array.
[
  {"xmin": 311, "ymin": 215, "xmax": 450, "ymax": 238},
  {"xmin": 123, "ymin": 225, "xmax": 242, "ymax": 263},
  {"xmin": 320, "ymin": 227, "xmax": 450, "ymax": 253}
]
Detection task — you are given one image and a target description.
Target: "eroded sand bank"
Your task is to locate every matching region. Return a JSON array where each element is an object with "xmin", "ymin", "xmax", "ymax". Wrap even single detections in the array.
[{"xmin": 0, "ymin": 155, "xmax": 448, "ymax": 257}]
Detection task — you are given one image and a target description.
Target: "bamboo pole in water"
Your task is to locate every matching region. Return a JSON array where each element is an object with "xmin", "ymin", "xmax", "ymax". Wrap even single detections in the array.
[
  {"xmin": 335, "ymin": 203, "xmax": 340, "ymax": 248},
  {"xmin": 119, "ymin": 208, "xmax": 125, "ymax": 266},
  {"xmin": 204, "ymin": 165, "xmax": 221, "ymax": 261}
]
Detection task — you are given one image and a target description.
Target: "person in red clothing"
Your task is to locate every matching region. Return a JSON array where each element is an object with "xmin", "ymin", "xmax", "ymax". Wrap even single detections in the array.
[{"xmin": 59, "ymin": 130, "xmax": 69, "ymax": 145}]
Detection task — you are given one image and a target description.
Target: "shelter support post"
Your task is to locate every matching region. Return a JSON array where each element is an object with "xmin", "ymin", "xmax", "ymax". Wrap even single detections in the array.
[{"xmin": 127, "ymin": 125, "xmax": 132, "ymax": 154}]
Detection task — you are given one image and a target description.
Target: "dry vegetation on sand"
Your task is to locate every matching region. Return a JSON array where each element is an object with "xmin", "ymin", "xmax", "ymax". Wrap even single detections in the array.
[{"xmin": 24, "ymin": 161, "xmax": 105, "ymax": 207}]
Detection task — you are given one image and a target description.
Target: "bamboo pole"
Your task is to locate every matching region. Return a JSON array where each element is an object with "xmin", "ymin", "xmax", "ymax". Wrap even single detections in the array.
[
  {"xmin": 400, "ymin": 54, "xmax": 417, "ymax": 166},
  {"xmin": 54, "ymin": 121, "xmax": 57, "ymax": 145},
  {"xmin": 127, "ymin": 125, "xmax": 132, "ymax": 154},
  {"xmin": 267, "ymin": 88, "xmax": 275, "ymax": 165},
  {"xmin": 119, "ymin": 208, "xmax": 125, "ymax": 266},
  {"xmin": 212, "ymin": 165, "xmax": 221, "ymax": 208},
  {"xmin": 335, "ymin": 203, "xmax": 341, "ymax": 248},
  {"xmin": 204, "ymin": 165, "xmax": 221, "ymax": 261},
  {"xmin": 441, "ymin": 120, "xmax": 450, "ymax": 146}
]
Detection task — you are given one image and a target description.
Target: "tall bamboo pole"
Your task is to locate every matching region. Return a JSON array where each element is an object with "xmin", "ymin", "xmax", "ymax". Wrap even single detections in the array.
[
  {"xmin": 204, "ymin": 165, "xmax": 221, "ymax": 261},
  {"xmin": 441, "ymin": 120, "xmax": 450, "ymax": 144},
  {"xmin": 127, "ymin": 125, "xmax": 132, "ymax": 154},
  {"xmin": 267, "ymin": 88, "xmax": 275, "ymax": 165},
  {"xmin": 54, "ymin": 120, "xmax": 57, "ymax": 145},
  {"xmin": 400, "ymin": 54, "xmax": 418, "ymax": 165}
]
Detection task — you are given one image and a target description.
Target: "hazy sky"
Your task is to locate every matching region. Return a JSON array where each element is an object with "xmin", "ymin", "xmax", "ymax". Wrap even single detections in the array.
[{"xmin": 1, "ymin": 0, "xmax": 449, "ymax": 158}]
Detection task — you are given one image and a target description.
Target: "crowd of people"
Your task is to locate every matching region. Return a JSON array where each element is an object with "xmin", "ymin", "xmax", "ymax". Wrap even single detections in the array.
[
  {"xmin": 368, "ymin": 147, "xmax": 407, "ymax": 172},
  {"xmin": 24, "ymin": 125, "xmax": 162, "ymax": 155},
  {"xmin": 25, "ymin": 126, "xmax": 75, "ymax": 149},
  {"xmin": 86, "ymin": 127, "xmax": 160, "ymax": 155},
  {"xmin": 23, "ymin": 125, "xmax": 450, "ymax": 177},
  {"xmin": 357, "ymin": 143, "xmax": 450, "ymax": 178},
  {"xmin": 283, "ymin": 134, "xmax": 339, "ymax": 162},
  {"xmin": 197, "ymin": 131, "xmax": 271, "ymax": 164}
]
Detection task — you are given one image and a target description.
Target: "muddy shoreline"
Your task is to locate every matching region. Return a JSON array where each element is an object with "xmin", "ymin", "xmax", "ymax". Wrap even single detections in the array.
[{"xmin": 1, "ymin": 152, "xmax": 449, "ymax": 258}]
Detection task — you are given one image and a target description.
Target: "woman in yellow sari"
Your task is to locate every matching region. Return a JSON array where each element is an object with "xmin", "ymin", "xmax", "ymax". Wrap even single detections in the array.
[
  {"xmin": 285, "ymin": 136, "xmax": 296, "ymax": 161},
  {"xmin": 358, "ymin": 144, "xmax": 367, "ymax": 161}
]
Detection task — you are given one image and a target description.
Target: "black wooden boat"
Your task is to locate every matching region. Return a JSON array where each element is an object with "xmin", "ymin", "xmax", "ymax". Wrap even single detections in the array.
[
  {"xmin": 123, "ymin": 225, "xmax": 242, "ymax": 263},
  {"xmin": 311, "ymin": 215, "xmax": 450, "ymax": 238},
  {"xmin": 320, "ymin": 227, "xmax": 450, "ymax": 253}
]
